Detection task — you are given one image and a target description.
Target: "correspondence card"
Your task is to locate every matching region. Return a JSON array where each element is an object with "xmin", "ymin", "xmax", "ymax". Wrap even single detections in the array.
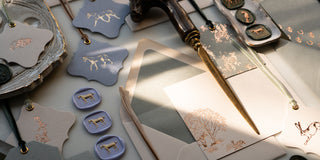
[
  {"xmin": 122, "ymin": 39, "xmax": 286, "ymax": 160},
  {"xmin": 165, "ymin": 63, "xmax": 289, "ymax": 159}
]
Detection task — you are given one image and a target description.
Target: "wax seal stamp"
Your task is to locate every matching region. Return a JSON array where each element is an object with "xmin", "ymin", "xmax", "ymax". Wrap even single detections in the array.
[
  {"xmin": 0, "ymin": 64, "xmax": 12, "ymax": 85},
  {"xmin": 83, "ymin": 110, "xmax": 112, "ymax": 134},
  {"xmin": 72, "ymin": 87, "xmax": 101, "ymax": 110},
  {"xmin": 221, "ymin": 0, "xmax": 244, "ymax": 10},
  {"xmin": 236, "ymin": 8, "xmax": 255, "ymax": 25},
  {"xmin": 246, "ymin": 24, "xmax": 272, "ymax": 40},
  {"xmin": 95, "ymin": 135, "xmax": 125, "ymax": 160}
]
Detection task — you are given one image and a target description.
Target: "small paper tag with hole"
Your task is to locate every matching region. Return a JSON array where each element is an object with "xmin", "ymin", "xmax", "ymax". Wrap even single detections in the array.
[
  {"xmin": 5, "ymin": 141, "xmax": 63, "ymax": 160},
  {"xmin": 0, "ymin": 21, "xmax": 53, "ymax": 68}
]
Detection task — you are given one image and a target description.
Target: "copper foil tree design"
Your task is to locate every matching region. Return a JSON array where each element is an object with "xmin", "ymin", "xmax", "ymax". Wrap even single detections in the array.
[{"xmin": 184, "ymin": 108, "xmax": 227, "ymax": 152}]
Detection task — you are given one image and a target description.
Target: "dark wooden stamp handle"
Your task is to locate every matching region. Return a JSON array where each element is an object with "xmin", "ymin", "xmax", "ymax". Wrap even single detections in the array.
[{"xmin": 130, "ymin": 0, "xmax": 198, "ymax": 41}]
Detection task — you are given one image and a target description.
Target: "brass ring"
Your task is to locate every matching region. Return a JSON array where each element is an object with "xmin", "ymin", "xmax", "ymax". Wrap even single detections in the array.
[
  {"xmin": 20, "ymin": 146, "xmax": 29, "ymax": 154},
  {"xmin": 9, "ymin": 22, "xmax": 16, "ymax": 28},
  {"xmin": 25, "ymin": 104, "xmax": 34, "ymax": 111},
  {"xmin": 84, "ymin": 39, "xmax": 91, "ymax": 45}
]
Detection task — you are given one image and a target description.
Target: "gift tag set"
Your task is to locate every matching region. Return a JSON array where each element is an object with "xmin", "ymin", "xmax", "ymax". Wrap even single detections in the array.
[{"xmin": 58, "ymin": 0, "xmax": 129, "ymax": 86}]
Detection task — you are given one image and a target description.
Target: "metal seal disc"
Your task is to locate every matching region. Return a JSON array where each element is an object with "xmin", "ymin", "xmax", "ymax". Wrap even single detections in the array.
[
  {"xmin": 0, "ymin": 64, "xmax": 12, "ymax": 85},
  {"xmin": 246, "ymin": 24, "xmax": 272, "ymax": 40},
  {"xmin": 236, "ymin": 8, "xmax": 255, "ymax": 25},
  {"xmin": 221, "ymin": 0, "xmax": 244, "ymax": 10}
]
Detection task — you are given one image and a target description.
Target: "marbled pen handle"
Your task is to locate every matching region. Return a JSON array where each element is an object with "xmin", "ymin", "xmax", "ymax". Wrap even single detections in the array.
[{"xmin": 130, "ymin": 0, "xmax": 198, "ymax": 41}]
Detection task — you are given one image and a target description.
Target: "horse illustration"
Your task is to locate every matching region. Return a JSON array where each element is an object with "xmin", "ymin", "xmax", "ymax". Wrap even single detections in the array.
[{"xmin": 295, "ymin": 121, "xmax": 320, "ymax": 145}]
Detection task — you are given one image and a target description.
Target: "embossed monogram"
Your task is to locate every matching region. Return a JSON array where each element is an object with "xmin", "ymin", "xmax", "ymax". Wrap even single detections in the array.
[
  {"xmin": 9, "ymin": 38, "xmax": 32, "ymax": 51},
  {"xmin": 100, "ymin": 141, "xmax": 118, "ymax": 152},
  {"xmin": 88, "ymin": 116, "xmax": 106, "ymax": 128},
  {"xmin": 87, "ymin": 10, "xmax": 120, "ymax": 27}
]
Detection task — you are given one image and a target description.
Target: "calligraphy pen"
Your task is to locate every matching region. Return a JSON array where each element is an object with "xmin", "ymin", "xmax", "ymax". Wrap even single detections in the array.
[{"xmin": 129, "ymin": 0, "xmax": 260, "ymax": 135}]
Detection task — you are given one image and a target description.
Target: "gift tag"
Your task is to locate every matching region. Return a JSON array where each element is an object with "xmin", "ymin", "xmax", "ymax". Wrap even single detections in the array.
[
  {"xmin": 5, "ymin": 141, "xmax": 63, "ymax": 160},
  {"xmin": 67, "ymin": 39, "xmax": 128, "ymax": 86},
  {"xmin": 278, "ymin": 105, "xmax": 320, "ymax": 156},
  {"xmin": 72, "ymin": 0, "xmax": 129, "ymax": 38},
  {"xmin": 5, "ymin": 102, "xmax": 76, "ymax": 152},
  {"xmin": 199, "ymin": 23, "xmax": 256, "ymax": 78},
  {"xmin": 0, "ymin": 21, "xmax": 53, "ymax": 68}
]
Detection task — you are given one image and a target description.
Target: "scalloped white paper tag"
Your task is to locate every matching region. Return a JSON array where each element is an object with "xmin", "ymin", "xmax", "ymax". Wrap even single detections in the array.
[
  {"xmin": 278, "ymin": 105, "xmax": 320, "ymax": 157},
  {"xmin": 5, "ymin": 102, "xmax": 75, "ymax": 152},
  {"xmin": 0, "ymin": 21, "xmax": 53, "ymax": 68}
]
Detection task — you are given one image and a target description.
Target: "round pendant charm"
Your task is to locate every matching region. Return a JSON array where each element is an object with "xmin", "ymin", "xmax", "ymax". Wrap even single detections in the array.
[
  {"xmin": 236, "ymin": 8, "xmax": 255, "ymax": 24},
  {"xmin": 246, "ymin": 24, "xmax": 272, "ymax": 40},
  {"xmin": 0, "ymin": 64, "xmax": 12, "ymax": 85},
  {"xmin": 221, "ymin": 0, "xmax": 244, "ymax": 10}
]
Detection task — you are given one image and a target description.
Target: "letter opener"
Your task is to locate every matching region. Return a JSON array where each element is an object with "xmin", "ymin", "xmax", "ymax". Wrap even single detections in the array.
[{"xmin": 129, "ymin": 0, "xmax": 260, "ymax": 135}]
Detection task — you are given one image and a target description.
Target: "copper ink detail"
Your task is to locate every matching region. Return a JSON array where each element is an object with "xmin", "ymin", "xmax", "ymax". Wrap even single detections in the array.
[
  {"xmin": 287, "ymin": 27, "xmax": 293, "ymax": 33},
  {"xmin": 226, "ymin": 140, "xmax": 246, "ymax": 151},
  {"xmin": 221, "ymin": 52, "xmax": 241, "ymax": 74},
  {"xmin": 184, "ymin": 108, "xmax": 227, "ymax": 153},
  {"xmin": 295, "ymin": 37, "xmax": 302, "ymax": 43},
  {"xmin": 306, "ymin": 40, "xmax": 314, "ymax": 46},
  {"xmin": 9, "ymin": 38, "xmax": 32, "ymax": 51},
  {"xmin": 87, "ymin": 10, "xmax": 120, "ymax": 27},
  {"xmin": 309, "ymin": 32, "xmax": 315, "ymax": 38},
  {"xmin": 297, "ymin": 29, "xmax": 304, "ymax": 35},
  {"xmin": 214, "ymin": 24, "xmax": 231, "ymax": 43},
  {"xmin": 295, "ymin": 121, "xmax": 320, "ymax": 145},
  {"xmin": 34, "ymin": 116, "xmax": 49, "ymax": 143}
]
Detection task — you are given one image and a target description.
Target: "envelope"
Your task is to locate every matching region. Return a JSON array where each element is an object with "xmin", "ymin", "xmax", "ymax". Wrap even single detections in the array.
[{"xmin": 120, "ymin": 39, "xmax": 286, "ymax": 159}]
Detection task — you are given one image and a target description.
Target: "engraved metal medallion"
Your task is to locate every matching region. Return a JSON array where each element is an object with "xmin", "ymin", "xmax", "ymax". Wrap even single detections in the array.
[
  {"xmin": 246, "ymin": 24, "xmax": 272, "ymax": 40},
  {"xmin": 221, "ymin": 0, "xmax": 244, "ymax": 10},
  {"xmin": 236, "ymin": 8, "xmax": 255, "ymax": 25}
]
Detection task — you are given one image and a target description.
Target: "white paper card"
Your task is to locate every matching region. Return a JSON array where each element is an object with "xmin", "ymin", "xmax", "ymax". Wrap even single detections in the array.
[
  {"xmin": 165, "ymin": 70, "xmax": 288, "ymax": 159},
  {"xmin": 278, "ymin": 105, "xmax": 320, "ymax": 157}
]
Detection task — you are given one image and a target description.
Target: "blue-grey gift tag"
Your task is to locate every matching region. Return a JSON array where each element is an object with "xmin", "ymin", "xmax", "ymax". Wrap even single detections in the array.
[
  {"xmin": 5, "ymin": 141, "xmax": 63, "ymax": 160},
  {"xmin": 67, "ymin": 39, "xmax": 128, "ymax": 86},
  {"xmin": 72, "ymin": 0, "xmax": 129, "ymax": 38}
]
